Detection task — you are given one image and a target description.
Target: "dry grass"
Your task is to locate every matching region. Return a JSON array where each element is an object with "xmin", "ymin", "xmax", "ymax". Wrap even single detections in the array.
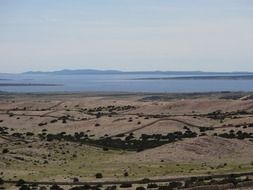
[{"xmin": 0, "ymin": 92, "xmax": 253, "ymax": 183}]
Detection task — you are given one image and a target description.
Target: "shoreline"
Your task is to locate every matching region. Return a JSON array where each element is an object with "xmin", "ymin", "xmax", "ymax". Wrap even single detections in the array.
[
  {"xmin": 0, "ymin": 83, "xmax": 61, "ymax": 87},
  {"xmin": 0, "ymin": 91, "xmax": 253, "ymax": 99},
  {"xmin": 134, "ymin": 75, "xmax": 253, "ymax": 80}
]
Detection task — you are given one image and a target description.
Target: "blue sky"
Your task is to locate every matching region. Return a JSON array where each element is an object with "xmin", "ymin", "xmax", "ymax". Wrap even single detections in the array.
[{"xmin": 0, "ymin": 0, "xmax": 253, "ymax": 73}]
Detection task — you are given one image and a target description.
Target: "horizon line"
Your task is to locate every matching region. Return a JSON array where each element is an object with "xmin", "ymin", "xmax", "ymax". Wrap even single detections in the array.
[{"xmin": 1, "ymin": 69, "xmax": 253, "ymax": 75}]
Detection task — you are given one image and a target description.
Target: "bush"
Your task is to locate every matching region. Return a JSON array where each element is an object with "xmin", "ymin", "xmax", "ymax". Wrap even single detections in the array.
[
  {"xmin": 2, "ymin": 149, "xmax": 9, "ymax": 154},
  {"xmin": 39, "ymin": 186, "xmax": 47, "ymax": 190},
  {"xmin": 50, "ymin": 120, "xmax": 57, "ymax": 123},
  {"xmin": 158, "ymin": 186, "xmax": 171, "ymax": 190},
  {"xmin": 26, "ymin": 132, "xmax": 34, "ymax": 136},
  {"xmin": 147, "ymin": 184, "xmax": 158, "ymax": 188},
  {"xmin": 69, "ymin": 185, "xmax": 91, "ymax": 190},
  {"xmin": 105, "ymin": 186, "xmax": 117, "ymax": 190},
  {"xmin": 226, "ymin": 175, "xmax": 238, "ymax": 185},
  {"xmin": 95, "ymin": 173, "xmax": 103, "ymax": 179},
  {"xmin": 136, "ymin": 186, "xmax": 146, "ymax": 190},
  {"xmin": 50, "ymin": 184, "xmax": 63, "ymax": 190},
  {"xmin": 123, "ymin": 172, "xmax": 129, "ymax": 177},
  {"xmin": 140, "ymin": 178, "xmax": 150, "ymax": 184},
  {"xmin": 0, "ymin": 178, "xmax": 4, "ymax": 185},
  {"xmin": 19, "ymin": 185, "xmax": 30, "ymax": 190},
  {"xmin": 120, "ymin": 183, "xmax": 132, "ymax": 188},
  {"xmin": 168, "ymin": 181, "xmax": 183, "ymax": 188},
  {"xmin": 73, "ymin": 177, "xmax": 79, "ymax": 182},
  {"xmin": 16, "ymin": 179, "xmax": 26, "ymax": 187},
  {"xmin": 184, "ymin": 180, "xmax": 193, "ymax": 188}
]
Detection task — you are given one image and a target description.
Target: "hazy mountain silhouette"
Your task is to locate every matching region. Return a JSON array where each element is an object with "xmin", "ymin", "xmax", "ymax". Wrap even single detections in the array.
[{"xmin": 23, "ymin": 69, "xmax": 253, "ymax": 75}]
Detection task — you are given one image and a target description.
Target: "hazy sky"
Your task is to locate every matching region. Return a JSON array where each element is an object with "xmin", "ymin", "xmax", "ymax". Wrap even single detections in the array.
[{"xmin": 0, "ymin": 0, "xmax": 253, "ymax": 73}]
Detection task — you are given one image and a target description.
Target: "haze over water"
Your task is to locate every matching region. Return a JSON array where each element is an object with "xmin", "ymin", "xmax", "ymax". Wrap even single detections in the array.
[{"xmin": 1, "ymin": 73, "xmax": 253, "ymax": 93}]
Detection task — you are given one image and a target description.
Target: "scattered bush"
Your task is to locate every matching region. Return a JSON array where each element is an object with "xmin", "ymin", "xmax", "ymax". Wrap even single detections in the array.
[{"xmin": 38, "ymin": 128, "xmax": 199, "ymax": 151}]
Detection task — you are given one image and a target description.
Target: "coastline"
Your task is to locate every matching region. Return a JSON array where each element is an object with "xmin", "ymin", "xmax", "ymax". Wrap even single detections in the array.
[{"xmin": 134, "ymin": 75, "xmax": 253, "ymax": 80}]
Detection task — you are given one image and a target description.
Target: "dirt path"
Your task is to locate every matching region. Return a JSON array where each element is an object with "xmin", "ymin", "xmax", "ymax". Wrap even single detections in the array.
[
  {"xmin": 0, "ymin": 101, "xmax": 64, "ymax": 113},
  {"xmin": 0, "ymin": 112, "xmax": 95, "ymax": 122},
  {"xmin": 0, "ymin": 134, "xmax": 29, "ymax": 143},
  {"xmin": 110, "ymin": 118, "xmax": 204, "ymax": 137},
  {"xmin": 41, "ymin": 101, "xmax": 65, "ymax": 117},
  {"xmin": 111, "ymin": 114, "xmax": 253, "ymax": 137}
]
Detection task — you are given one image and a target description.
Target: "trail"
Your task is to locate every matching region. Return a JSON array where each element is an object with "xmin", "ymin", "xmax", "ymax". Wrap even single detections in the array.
[
  {"xmin": 0, "ymin": 134, "xmax": 29, "ymax": 143},
  {"xmin": 110, "ymin": 118, "xmax": 204, "ymax": 138},
  {"xmin": 40, "ymin": 101, "xmax": 65, "ymax": 117}
]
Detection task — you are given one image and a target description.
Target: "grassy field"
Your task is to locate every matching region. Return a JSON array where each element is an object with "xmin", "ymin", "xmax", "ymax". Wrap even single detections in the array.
[{"xmin": 3, "ymin": 141, "xmax": 253, "ymax": 182}]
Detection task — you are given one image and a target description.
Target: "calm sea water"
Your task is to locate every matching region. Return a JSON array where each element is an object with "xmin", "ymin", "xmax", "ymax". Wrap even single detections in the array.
[{"xmin": 0, "ymin": 73, "xmax": 253, "ymax": 93}]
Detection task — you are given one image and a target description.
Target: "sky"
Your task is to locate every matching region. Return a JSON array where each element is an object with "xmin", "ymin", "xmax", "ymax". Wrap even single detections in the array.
[{"xmin": 0, "ymin": 0, "xmax": 253, "ymax": 73}]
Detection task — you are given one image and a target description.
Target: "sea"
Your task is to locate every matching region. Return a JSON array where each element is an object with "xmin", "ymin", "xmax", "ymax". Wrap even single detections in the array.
[{"xmin": 0, "ymin": 73, "xmax": 253, "ymax": 93}]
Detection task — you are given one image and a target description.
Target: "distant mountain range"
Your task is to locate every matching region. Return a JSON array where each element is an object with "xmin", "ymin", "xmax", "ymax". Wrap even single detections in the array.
[
  {"xmin": 23, "ymin": 69, "xmax": 122, "ymax": 75},
  {"xmin": 22, "ymin": 69, "xmax": 253, "ymax": 75}
]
